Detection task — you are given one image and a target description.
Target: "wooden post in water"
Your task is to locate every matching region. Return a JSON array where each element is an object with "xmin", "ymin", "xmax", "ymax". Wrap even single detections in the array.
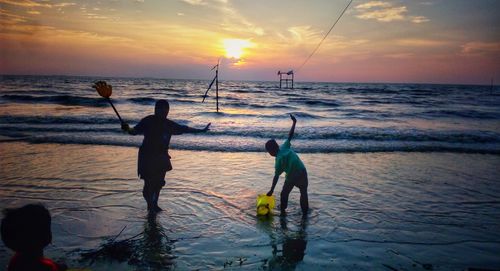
[
  {"xmin": 278, "ymin": 70, "xmax": 294, "ymax": 89},
  {"xmin": 279, "ymin": 72, "xmax": 282, "ymax": 89},
  {"xmin": 202, "ymin": 60, "xmax": 221, "ymax": 112},
  {"xmin": 216, "ymin": 65, "xmax": 219, "ymax": 112}
]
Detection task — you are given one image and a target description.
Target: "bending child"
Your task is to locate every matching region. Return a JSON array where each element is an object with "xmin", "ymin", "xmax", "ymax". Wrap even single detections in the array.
[{"xmin": 266, "ymin": 114, "xmax": 309, "ymax": 215}]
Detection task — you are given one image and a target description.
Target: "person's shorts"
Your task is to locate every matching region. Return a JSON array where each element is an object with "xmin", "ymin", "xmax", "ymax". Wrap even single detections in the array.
[
  {"xmin": 284, "ymin": 169, "xmax": 308, "ymax": 189},
  {"xmin": 138, "ymin": 149, "xmax": 171, "ymax": 189},
  {"xmin": 143, "ymin": 178, "xmax": 166, "ymax": 191}
]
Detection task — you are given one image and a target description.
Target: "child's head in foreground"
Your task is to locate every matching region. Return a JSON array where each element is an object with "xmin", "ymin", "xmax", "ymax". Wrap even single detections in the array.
[
  {"xmin": 266, "ymin": 139, "xmax": 279, "ymax": 157},
  {"xmin": 1, "ymin": 204, "xmax": 52, "ymax": 254}
]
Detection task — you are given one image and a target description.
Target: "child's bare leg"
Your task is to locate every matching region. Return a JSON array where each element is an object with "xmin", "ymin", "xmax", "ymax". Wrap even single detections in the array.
[
  {"xmin": 280, "ymin": 182, "xmax": 294, "ymax": 213},
  {"xmin": 298, "ymin": 170, "xmax": 309, "ymax": 215},
  {"xmin": 299, "ymin": 186, "xmax": 309, "ymax": 214}
]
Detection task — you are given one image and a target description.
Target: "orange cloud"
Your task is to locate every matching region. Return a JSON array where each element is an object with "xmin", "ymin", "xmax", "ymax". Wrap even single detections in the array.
[
  {"xmin": 0, "ymin": 8, "xmax": 28, "ymax": 24},
  {"xmin": 355, "ymin": 1, "xmax": 391, "ymax": 9},
  {"xmin": 461, "ymin": 41, "xmax": 500, "ymax": 56},
  {"xmin": 0, "ymin": 0, "xmax": 75, "ymax": 8},
  {"xmin": 395, "ymin": 38, "xmax": 449, "ymax": 47}
]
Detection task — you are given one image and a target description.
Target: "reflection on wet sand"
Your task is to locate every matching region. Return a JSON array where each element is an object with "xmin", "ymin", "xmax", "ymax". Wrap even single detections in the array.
[
  {"xmin": 258, "ymin": 215, "xmax": 308, "ymax": 270},
  {"xmin": 135, "ymin": 213, "xmax": 176, "ymax": 270},
  {"xmin": 79, "ymin": 212, "xmax": 175, "ymax": 270}
]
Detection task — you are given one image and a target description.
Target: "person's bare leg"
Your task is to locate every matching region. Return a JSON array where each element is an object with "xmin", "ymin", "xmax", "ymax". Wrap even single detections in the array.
[
  {"xmin": 280, "ymin": 182, "xmax": 294, "ymax": 215},
  {"xmin": 143, "ymin": 181, "xmax": 153, "ymax": 211},
  {"xmin": 299, "ymin": 186, "xmax": 309, "ymax": 215},
  {"xmin": 299, "ymin": 171, "xmax": 309, "ymax": 216},
  {"xmin": 153, "ymin": 189, "xmax": 162, "ymax": 212}
]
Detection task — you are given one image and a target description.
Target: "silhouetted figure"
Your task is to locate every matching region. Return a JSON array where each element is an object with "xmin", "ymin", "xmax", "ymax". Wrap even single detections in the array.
[
  {"xmin": 139, "ymin": 213, "xmax": 175, "ymax": 268},
  {"xmin": 122, "ymin": 99, "xmax": 210, "ymax": 212},
  {"xmin": 266, "ymin": 114, "xmax": 309, "ymax": 215},
  {"xmin": 264, "ymin": 216, "xmax": 308, "ymax": 270},
  {"xmin": 1, "ymin": 204, "xmax": 66, "ymax": 271},
  {"xmin": 280, "ymin": 216, "xmax": 307, "ymax": 264}
]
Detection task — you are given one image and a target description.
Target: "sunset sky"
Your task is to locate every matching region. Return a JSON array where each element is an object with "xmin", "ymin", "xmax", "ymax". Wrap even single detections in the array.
[{"xmin": 1, "ymin": 0, "xmax": 499, "ymax": 84}]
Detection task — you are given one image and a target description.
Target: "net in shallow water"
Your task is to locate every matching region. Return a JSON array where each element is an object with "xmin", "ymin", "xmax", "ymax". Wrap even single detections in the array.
[{"xmin": 78, "ymin": 214, "xmax": 176, "ymax": 269}]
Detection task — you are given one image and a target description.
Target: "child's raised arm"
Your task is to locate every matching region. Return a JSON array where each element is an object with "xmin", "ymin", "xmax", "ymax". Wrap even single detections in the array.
[{"xmin": 288, "ymin": 114, "xmax": 297, "ymax": 141}]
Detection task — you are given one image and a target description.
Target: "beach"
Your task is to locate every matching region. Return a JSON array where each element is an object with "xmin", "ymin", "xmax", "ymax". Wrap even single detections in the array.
[{"xmin": 1, "ymin": 142, "xmax": 499, "ymax": 270}]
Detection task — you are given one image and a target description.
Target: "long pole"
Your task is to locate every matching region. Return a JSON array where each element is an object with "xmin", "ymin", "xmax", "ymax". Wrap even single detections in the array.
[
  {"xmin": 216, "ymin": 66, "xmax": 219, "ymax": 112},
  {"xmin": 107, "ymin": 98, "xmax": 123, "ymax": 124}
]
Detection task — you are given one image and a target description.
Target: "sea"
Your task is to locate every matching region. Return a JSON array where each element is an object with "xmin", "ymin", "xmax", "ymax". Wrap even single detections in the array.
[{"xmin": 0, "ymin": 75, "xmax": 499, "ymax": 153}]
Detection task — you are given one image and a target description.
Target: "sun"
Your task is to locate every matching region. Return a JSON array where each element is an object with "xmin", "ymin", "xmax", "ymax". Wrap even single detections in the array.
[{"xmin": 222, "ymin": 39, "xmax": 253, "ymax": 59}]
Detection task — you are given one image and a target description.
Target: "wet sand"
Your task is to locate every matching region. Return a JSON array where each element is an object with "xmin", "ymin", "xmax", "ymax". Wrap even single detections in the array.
[{"xmin": 1, "ymin": 142, "xmax": 499, "ymax": 270}]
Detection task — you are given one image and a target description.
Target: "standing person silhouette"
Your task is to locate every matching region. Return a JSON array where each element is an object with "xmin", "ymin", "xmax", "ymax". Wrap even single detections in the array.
[{"xmin": 121, "ymin": 99, "xmax": 211, "ymax": 212}]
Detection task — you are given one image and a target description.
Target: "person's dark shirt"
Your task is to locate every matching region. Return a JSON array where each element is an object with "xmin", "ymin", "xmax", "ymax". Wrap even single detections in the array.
[{"xmin": 133, "ymin": 115, "xmax": 189, "ymax": 156}]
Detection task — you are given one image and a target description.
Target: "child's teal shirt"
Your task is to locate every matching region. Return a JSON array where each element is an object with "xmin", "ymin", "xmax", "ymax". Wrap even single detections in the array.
[{"xmin": 275, "ymin": 139, "xmax": 306, "ymax": 180}]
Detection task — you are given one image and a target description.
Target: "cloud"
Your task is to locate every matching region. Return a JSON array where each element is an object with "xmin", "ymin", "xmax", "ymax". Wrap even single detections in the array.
[
  {"xmin": 0, "ymin": 0, "xmax": 75, "ymax": 8},
  {"xmin": 0, "ymin": 8, "xmax": 28, "ymax": 24},
  {"xmin": 396, "ymin": 38, "xmax": 449, "ymax": 47},
  {"xmin": 218, "ymin": 5, "xmax": 264, "ymax": 36},
  {"xmin": 181, "ymin": 0, "xmax": 207, "ymax": 6},
  {"xmin": 411, "ymin": 16, "xmax": 430, "ymax": 24},
  {"xmin": 356, "ymin": 6, "xmax": 407, "ymax": 22},
  {"xmin": 178, "ymin": 0, "xmax": 263, "ymax": 36},
  {"xmin": 280, "ymin": 26, "xmax": 322, "ymax": 44},
  {"xmin": 180, "ymin": 0, "xmax": 226, "ymax": 4},
  {"xmin": 355, "ymin": 1, "xmax": 429, "ymax": 23},
  {"xmin": 54, "ymin": 3, "xmax": 76, "ymax": 8},
  {"xmin": 355, "ymin": 1, "xmax": 391, "ymax": 9},
  {"xmin": 83, "ymin": 13, "xmax": 108, "ymax": 20},
  {"xmin": 461, "ymin": 41, "xmax": 500, "ymax": 56},
  {"xmin": 0, "ymin": 0, "xmax": 50, "ymax": 8},
  {"xmin": 384, "ymin": 53, "xmax": 415, "ymax": 59},
  {"xmin": 271, "ymin": 27, "xmax": 369, "ymax": 63}
]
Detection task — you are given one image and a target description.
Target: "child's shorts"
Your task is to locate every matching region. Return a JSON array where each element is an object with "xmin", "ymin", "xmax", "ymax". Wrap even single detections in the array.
[{"xmin": 284, "ymin": 169, "xmax": 308, "ymax": 190}]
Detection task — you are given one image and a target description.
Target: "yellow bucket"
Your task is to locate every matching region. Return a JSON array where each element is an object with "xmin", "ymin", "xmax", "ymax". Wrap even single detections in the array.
[{"xmin": 256, "ymin": 194, "xmax": 275, "ymax": 216}]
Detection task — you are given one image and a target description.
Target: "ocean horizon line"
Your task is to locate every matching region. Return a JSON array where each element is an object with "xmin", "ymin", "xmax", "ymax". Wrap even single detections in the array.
[{"xmin": 1, "ymin": 74, "xmax": 497, "ymax": 88}]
